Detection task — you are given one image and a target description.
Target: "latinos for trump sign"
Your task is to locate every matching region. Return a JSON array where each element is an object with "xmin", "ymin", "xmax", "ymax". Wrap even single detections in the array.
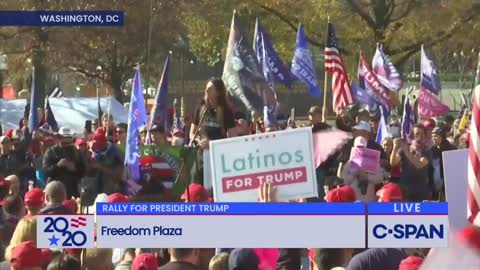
[{"xmin": 209, "ymin": 127, "xmax": 318, "ymax": 202}]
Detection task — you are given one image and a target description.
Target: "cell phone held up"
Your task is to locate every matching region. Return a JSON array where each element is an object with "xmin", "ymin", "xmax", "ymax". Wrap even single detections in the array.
[{"xmin": 85, "ymin": 120, "xmax": 93, "ymax": 134}]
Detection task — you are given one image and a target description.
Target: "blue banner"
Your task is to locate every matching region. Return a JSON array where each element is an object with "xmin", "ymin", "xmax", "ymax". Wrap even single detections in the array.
[
  {"xmin": 291, "ymin": 24, "xmax": 321, "ymax": 98},
  {"xmin": 0, "ymin": 11, "xmax": 124, "ymax": 27},
  {"xmin": 148, "ymin": 55, "xmax": 170, "ymax": 133},
  {"xmin": 352, "ymin": 83, "xmax": 375, "ymax": 107},
  {"xmin": 97, "ymin": 202, "xmax": 366, "ymax": 215},
  {"xmin": 368, "ymin": 203, "xmax": 448, "ymax": 215},
  {"xmin": 125, "ymin": 70, "xmax": 147, "ymax": 181},
  {"xmin": 254, "ymin": 18, "xmax": 294, "ymax": 88}
]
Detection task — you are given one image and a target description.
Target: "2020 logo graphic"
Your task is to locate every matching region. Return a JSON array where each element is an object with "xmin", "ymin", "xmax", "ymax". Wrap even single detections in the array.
[{"xmin": 37, "ymin": 215, "xmax": 94, "ymax": 248}]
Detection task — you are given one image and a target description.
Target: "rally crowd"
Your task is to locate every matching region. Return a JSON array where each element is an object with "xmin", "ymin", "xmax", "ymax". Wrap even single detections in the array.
[{"xmin": 0, "ymin": 78, "xmax": 478, "ymax": 270}]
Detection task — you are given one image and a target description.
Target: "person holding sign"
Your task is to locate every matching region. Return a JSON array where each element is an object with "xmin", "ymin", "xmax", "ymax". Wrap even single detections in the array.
[{"xmin": 339, "ymin": 136, "xmax": 383, "ymax": 202}]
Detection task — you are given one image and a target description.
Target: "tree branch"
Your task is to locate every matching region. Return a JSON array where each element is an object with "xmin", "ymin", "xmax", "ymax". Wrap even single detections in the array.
[
  {"xmin": 250, "ymin": 0, "xmax": 351, "ymax": 54},
  {"xmin": 250, "ymin": 1, "xmax": 325, "ymax": 47},
  {"xmin": 390, "ymin": 10, "xmax": 478, "ymax": 57},
  {"xmin": 385, "ymin": 0, "xmax": 396, "ymax": 22},
  {"xmin": 390, "ymin": 0, "xmax": 417, "ymax": 22},
  {"xmin": 69, "ymin": 66, "xmax": 101, "ymax": 79},
  {"xmin": 2, "ymin": 49, "xmax": 31, "ymax": 55},
  {"xmin": 344, "ymin": 0, "xmax": 377, "ymax": 30}
]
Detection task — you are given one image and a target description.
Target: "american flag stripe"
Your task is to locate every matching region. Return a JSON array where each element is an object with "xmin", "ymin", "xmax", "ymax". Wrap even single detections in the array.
[
  {"xmin": 468, "ymin": 84, "xmax": 480, "ymax": 225},
  {"xmin": 325, "ymin": 23, "xmax": 353, "ymax": 113},
  {"xmin": 49, "ymin": 87, "xmax": 63, "ymax": 98}
]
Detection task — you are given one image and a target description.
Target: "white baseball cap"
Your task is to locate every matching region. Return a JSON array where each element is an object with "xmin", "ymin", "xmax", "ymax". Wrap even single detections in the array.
[
  {"xmin": 354, "ymin": 136, "xmax": 368, "ymax": 147},
  {"xmin": 58, "ymin": 127, "xmax": 75, "ymax": 137},
  {"xmin": 353, "ymin": 121, "xmax": 371, "ymax": 133}
]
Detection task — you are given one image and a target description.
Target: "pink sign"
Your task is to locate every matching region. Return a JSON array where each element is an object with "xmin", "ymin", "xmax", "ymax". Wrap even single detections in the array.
[{"xmin": 349, "ymin": 147, "xmax": 380, "ymax": 173}]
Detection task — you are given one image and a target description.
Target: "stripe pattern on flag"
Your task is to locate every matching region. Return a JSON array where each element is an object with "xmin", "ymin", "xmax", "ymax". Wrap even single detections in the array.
[
  {"xmin": 325, "ymin": 22, "xmax": 353, "ymax": 112},
  {"xmin": 70, "ymin": 217, "xmax": 86, "ymax": 228},
  {"xmin": 49, "ymin": 87, "xmax": 63, "ymax": 98},
  {"xmin": 468, "ymin": 84, "xmax": 480, "ymax": 225}
]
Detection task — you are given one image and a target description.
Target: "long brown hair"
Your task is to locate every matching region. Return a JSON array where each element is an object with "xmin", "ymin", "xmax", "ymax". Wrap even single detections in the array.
[{"xmin": 200, "ymin": 78, "xmax": 233, "ymax": 136}]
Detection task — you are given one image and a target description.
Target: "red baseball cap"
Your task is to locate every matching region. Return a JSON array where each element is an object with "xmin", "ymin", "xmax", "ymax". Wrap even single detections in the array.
[
  {"xmin": 107, "ymin": 193, "xmax": 130, "ymax": 203},
  {"xmin": 172, "ymin": 128, "xmax": 184, "ymax": 137},
  {"xmin": 43, "ymin": 136, "xmax": 57, "ymax": 144},
  {"xmin": 10, "ymin": 241, "xmax": 52, "ymax": 268},
  {"xmin": 0, "ymin": 176, "xmax": 10, "ymax": 189},
  {"xmin": 376, "ymin": 182, "xmax": 403, "ymax": 202},
  {"xmin": 63, "ymin": 199, "xmax": 77, "ymax": 213},
  {"xmin": 181, "ymin": 183, "xmax": 211, "ymax": 202},
  {"xmin": 5, "ymin": 129, "xmax": 13, "ymax": 138},
  {"xmin": 325, "ymin": 185, "xmax": 356, "ymax": 203},
  {"xmin": 422, "ymin": 119, "xmax": 436, "ymax": 129},
  {"xmin": 24, "ymin": 188, "xmax": 45, "ymax": 208},
  {"xmin": 132, "ymin": 253, "xmax": 158, "ymax": 270},
  {"xmin": 398, "ymin": 256, "xmax": 423, "ymax": 270},
  {"xmin": 456, "ymin": 225, "xmax": 480, "ymax": 251},
  {"xmin": 75, "ymin": 138, "xmax": 87, "ymax": 146}
]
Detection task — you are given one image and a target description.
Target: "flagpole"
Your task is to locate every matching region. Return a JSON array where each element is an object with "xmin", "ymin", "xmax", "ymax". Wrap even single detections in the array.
[
  {"xmin": 322, "ymin": 16, "xmax": 330, "ymax": 122},
  {"xmin": 96, "ymin": 66, "xmax": 102, "ymax": 127},
  {"xmin": 145, "ymin": 0, "xmax": 154, "ymax": 94}
]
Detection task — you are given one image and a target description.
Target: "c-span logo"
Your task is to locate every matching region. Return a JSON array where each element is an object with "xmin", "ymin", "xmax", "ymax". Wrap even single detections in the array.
[
  {"xmin": 37, "ymin": 215, "xmax": 94, "ymax": 248},
  {"xmin": 367, "ymin": 220, "xmax": 448, "ymax": 248}
]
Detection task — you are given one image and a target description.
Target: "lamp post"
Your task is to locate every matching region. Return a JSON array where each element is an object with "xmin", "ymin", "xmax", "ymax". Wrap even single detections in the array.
[{"xmin": 0, "ymin": 53, "xmax": 7, "ymax": 99}]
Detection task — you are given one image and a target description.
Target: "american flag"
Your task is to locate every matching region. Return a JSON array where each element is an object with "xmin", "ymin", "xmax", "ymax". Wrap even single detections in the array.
[
  {"xmin": 468, "ymin": 60, "xmax": 480, "ymax": 226},
  {"xmin": 325, "ymin": 22, "xmax": 353, "ymax": 112},
  {"xmin": 48, "ymin": 87, "xmax": 63, "ymax": 98}
]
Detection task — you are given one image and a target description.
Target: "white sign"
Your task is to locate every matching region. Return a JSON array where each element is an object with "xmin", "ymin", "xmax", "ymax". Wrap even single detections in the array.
[
  {"xmin": 96, "ymin": 215, "xmax": 364, "ymax": 248},
  {"xmin": 37, "ymin": 215, "xmax": 95, "ymax": 248},
  {"xmin": 442, "ymin": 149, "xmax": 469, "ymax": 233},
  {"xmin": 203, "ymin": 150, "xmax": 212, "ymax": 191},
  {"xmin": 209, "ymin": 128, "xmax": 318, "ymax": 202}
]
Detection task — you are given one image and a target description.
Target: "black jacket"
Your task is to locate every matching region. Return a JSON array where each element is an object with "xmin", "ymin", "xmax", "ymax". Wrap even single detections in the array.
[{"xmin": 43, "ymin": 144, "xmax": 86, "ymax": 198}]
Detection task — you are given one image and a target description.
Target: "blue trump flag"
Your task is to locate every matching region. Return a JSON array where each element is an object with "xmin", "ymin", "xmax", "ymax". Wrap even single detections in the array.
[
  {"xmin": 352, "ymin": 82, "xmax": 375, "ymax": 108},
  {"xmin": 44, "ymin": 98, "xmax": 59, "ymax": 131},
  {"xmin": 28, "ymin": 67, "xmax": 39, "ymax": 133},
  {"xmin": 148, "ymin": 54, "xmax": 170, "ymax": 137},
  {"xmin": 263, "ymin": 105, "xmax": 277, "ymax": 128},
  {"xmin": 254, "ymin": 18, "xmax": 294, "ymax": 88},
  {"xmin": 172, "ymin": 98, "xmax": 184, "ymax": 135},
  {"xmin": 125, "ymin": 70, "xmax": 147, "ymax": 181},
  {"xmin": 291, "ymin": 23, "xmax": 321, "ymax": 98},
  {"xmin": 421, "ymin": 45, "xmax": 441, "ymax": 95}
]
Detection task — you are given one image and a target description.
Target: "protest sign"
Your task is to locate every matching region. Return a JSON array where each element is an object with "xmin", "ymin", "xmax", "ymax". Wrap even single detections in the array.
[
  {"xmin": 209, "ymin": 127, "xmax": 318, "ymax": 202},
  {"xmin": 203, "ymin": 150, "xmax": 212, "ymax": 192},
  {"xmin": 117, "ymin": 144, "xmax": 198, "ymax": 195},
  {"xmin": 443, "ymin": 149, "xmax": 468, "ymax": 233},
  {"xmin": 349, "ymin": 147, "xmax": 380, "ymax": 173}
]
